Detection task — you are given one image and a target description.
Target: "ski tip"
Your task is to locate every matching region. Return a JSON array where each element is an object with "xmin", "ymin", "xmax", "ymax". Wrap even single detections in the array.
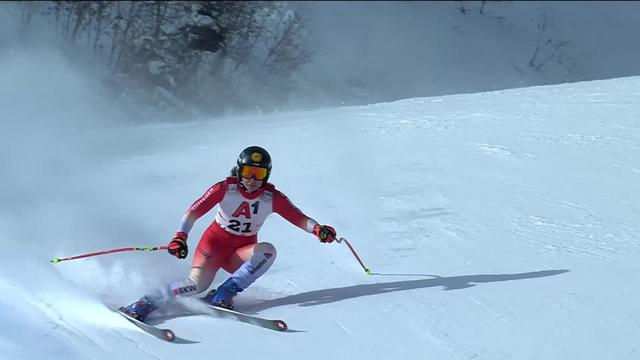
[
  {"xmin": 51, "ymin": 258, "xmax": 60, "ymax": 264},
  {"xmin": 276, "ymin": 320, "xmax": 288, "ymax": 331},
  {"xmin": 164, "ymin": 329, "xmax": 176, "ymax": 342},
  {"xmin": 365, "ymin": 268, "xmax": 371, "ymax": 275}
]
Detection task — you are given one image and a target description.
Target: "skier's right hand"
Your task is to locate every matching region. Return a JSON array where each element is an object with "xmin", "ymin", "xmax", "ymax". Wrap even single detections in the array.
[{"xmin": 168, "ymin": 233, "xmax": 188, "ymax": 259}]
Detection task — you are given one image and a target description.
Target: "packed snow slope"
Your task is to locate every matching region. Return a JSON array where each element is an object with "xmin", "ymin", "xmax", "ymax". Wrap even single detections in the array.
[{"xmin": 1, "ymin": 54, "xmax": 640, "ymax": 359}]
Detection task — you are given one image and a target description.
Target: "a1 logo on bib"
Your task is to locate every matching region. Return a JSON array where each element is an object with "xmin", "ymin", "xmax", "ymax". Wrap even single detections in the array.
[{"xmin": 232, "ymin": 201, "xmax": 260, "ymax": 218}]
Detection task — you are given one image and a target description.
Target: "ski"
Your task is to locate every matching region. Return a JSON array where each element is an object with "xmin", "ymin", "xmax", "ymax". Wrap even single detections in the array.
[
  {"xmin": 201, "ymin": 304, "xmax": 288, "ymax": 332},
  {"xmin": 116, "ymin": 309, "xmax": 194, "ymax": 343}
]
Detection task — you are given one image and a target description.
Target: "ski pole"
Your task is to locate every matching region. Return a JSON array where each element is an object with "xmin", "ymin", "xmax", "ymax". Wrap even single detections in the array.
[
  {"xmin": 335, "ymin": 237, "xmax": 371, "ymax": 275},
  {"xmin": 51, "ymin": 245, "xmax": 168, "ymax": 264}
]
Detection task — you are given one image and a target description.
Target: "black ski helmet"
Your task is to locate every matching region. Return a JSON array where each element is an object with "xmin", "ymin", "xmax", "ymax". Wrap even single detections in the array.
[{"xmin": 236, "ymin": 146, "xmax": 272, "ymax": 183}]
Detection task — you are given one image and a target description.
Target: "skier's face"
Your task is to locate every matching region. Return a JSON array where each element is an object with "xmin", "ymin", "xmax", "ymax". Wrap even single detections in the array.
[
  {"xmin": 241, "ymin": 176, "xmax": 263, "ymax": 193},
  {"xmin": 239, "ymin": 165, "xmax": 267, "ymax": 192}
]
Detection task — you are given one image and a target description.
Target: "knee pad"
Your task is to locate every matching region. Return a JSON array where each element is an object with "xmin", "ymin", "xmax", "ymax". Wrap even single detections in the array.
[
  {"xmin": 230, "ymin": 242, "xmax": 277, "ymax": 289},
  {"xmin": 253, "ymin": 242, "xmax": 277, "ymax": 263}
]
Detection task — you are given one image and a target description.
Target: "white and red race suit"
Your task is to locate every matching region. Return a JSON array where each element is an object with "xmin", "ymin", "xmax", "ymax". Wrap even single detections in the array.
[{"xmin": 162, "ymin": 176, "xmax": 318, "ymax": 297}]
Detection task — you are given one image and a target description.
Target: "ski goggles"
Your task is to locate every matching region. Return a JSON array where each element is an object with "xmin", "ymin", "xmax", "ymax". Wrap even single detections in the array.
[{"xmin": 240, "ymin": 165, "xmax": 268, "ymax": 180}]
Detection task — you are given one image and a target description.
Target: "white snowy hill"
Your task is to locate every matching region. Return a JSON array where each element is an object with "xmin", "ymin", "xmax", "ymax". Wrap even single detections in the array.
[{"xmin": 1, "ymin": 52, "xmax": 640, "ymax": 359}]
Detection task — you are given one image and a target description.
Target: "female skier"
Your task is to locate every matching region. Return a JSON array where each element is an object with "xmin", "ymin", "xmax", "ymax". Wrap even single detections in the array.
[{"xmin": 121, "ymin": 145, "xmax": 337, "ymax": 321}]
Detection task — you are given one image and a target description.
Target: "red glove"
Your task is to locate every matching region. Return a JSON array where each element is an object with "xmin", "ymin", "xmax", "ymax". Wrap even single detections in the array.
[
  {"xmin": 168, "ymin": 232, "xmax": 188, "ymax": 259},
  {"xmin": 313, "ymin": 224, "xmax": 336, "ymax": 244}
]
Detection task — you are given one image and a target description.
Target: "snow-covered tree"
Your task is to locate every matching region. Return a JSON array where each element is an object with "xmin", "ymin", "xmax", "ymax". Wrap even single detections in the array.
[{"xmin": 32, "ymin": 1, "xmax": 310, "ymax": 118}]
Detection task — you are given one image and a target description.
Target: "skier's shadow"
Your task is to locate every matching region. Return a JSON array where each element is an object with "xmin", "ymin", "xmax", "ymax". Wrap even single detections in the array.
[{"xmin": 249, "ymin": 269, "xmax": 569, "ymax": 312}]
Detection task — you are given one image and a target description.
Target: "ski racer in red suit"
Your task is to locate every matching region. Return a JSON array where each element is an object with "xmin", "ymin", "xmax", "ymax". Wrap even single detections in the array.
[{"xmin": 121, "ymin": 146, "xmax": 337, "ymax": 322}]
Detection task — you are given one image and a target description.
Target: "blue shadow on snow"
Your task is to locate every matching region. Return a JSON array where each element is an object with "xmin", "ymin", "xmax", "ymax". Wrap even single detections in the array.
[{"xmin": 250, "ymin": 269, "xmax": 569, "ymax": 311}]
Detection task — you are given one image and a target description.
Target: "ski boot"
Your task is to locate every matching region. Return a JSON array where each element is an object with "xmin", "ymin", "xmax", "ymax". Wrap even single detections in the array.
[
  {"xmin": 119, "ymin": 296, "xmax": 157, "ymax": 322},
  {"xmin": 202, "ymin": 278, "xmax": 243, "ymax": 310}
]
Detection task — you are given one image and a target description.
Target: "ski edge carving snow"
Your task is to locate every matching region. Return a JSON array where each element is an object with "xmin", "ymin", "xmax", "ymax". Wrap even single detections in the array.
[
  {"xmin": 201, "ymin": 304, "xmax": 288, "ymax": 332},
  {"xmin": 116, "ymin": 309, "xmax": 196, "ymax": 343}
]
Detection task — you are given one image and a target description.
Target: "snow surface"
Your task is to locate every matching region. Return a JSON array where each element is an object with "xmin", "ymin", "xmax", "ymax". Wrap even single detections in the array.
[{"xmin": 2, "ymin": 51, "xmax": 640, "ymax": 359}]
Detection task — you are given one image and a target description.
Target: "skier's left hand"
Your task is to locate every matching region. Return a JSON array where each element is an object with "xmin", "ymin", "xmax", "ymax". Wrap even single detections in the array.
[{"xmin": 313, "ymin": 224, "xmax": 337, "ymax": 244}]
